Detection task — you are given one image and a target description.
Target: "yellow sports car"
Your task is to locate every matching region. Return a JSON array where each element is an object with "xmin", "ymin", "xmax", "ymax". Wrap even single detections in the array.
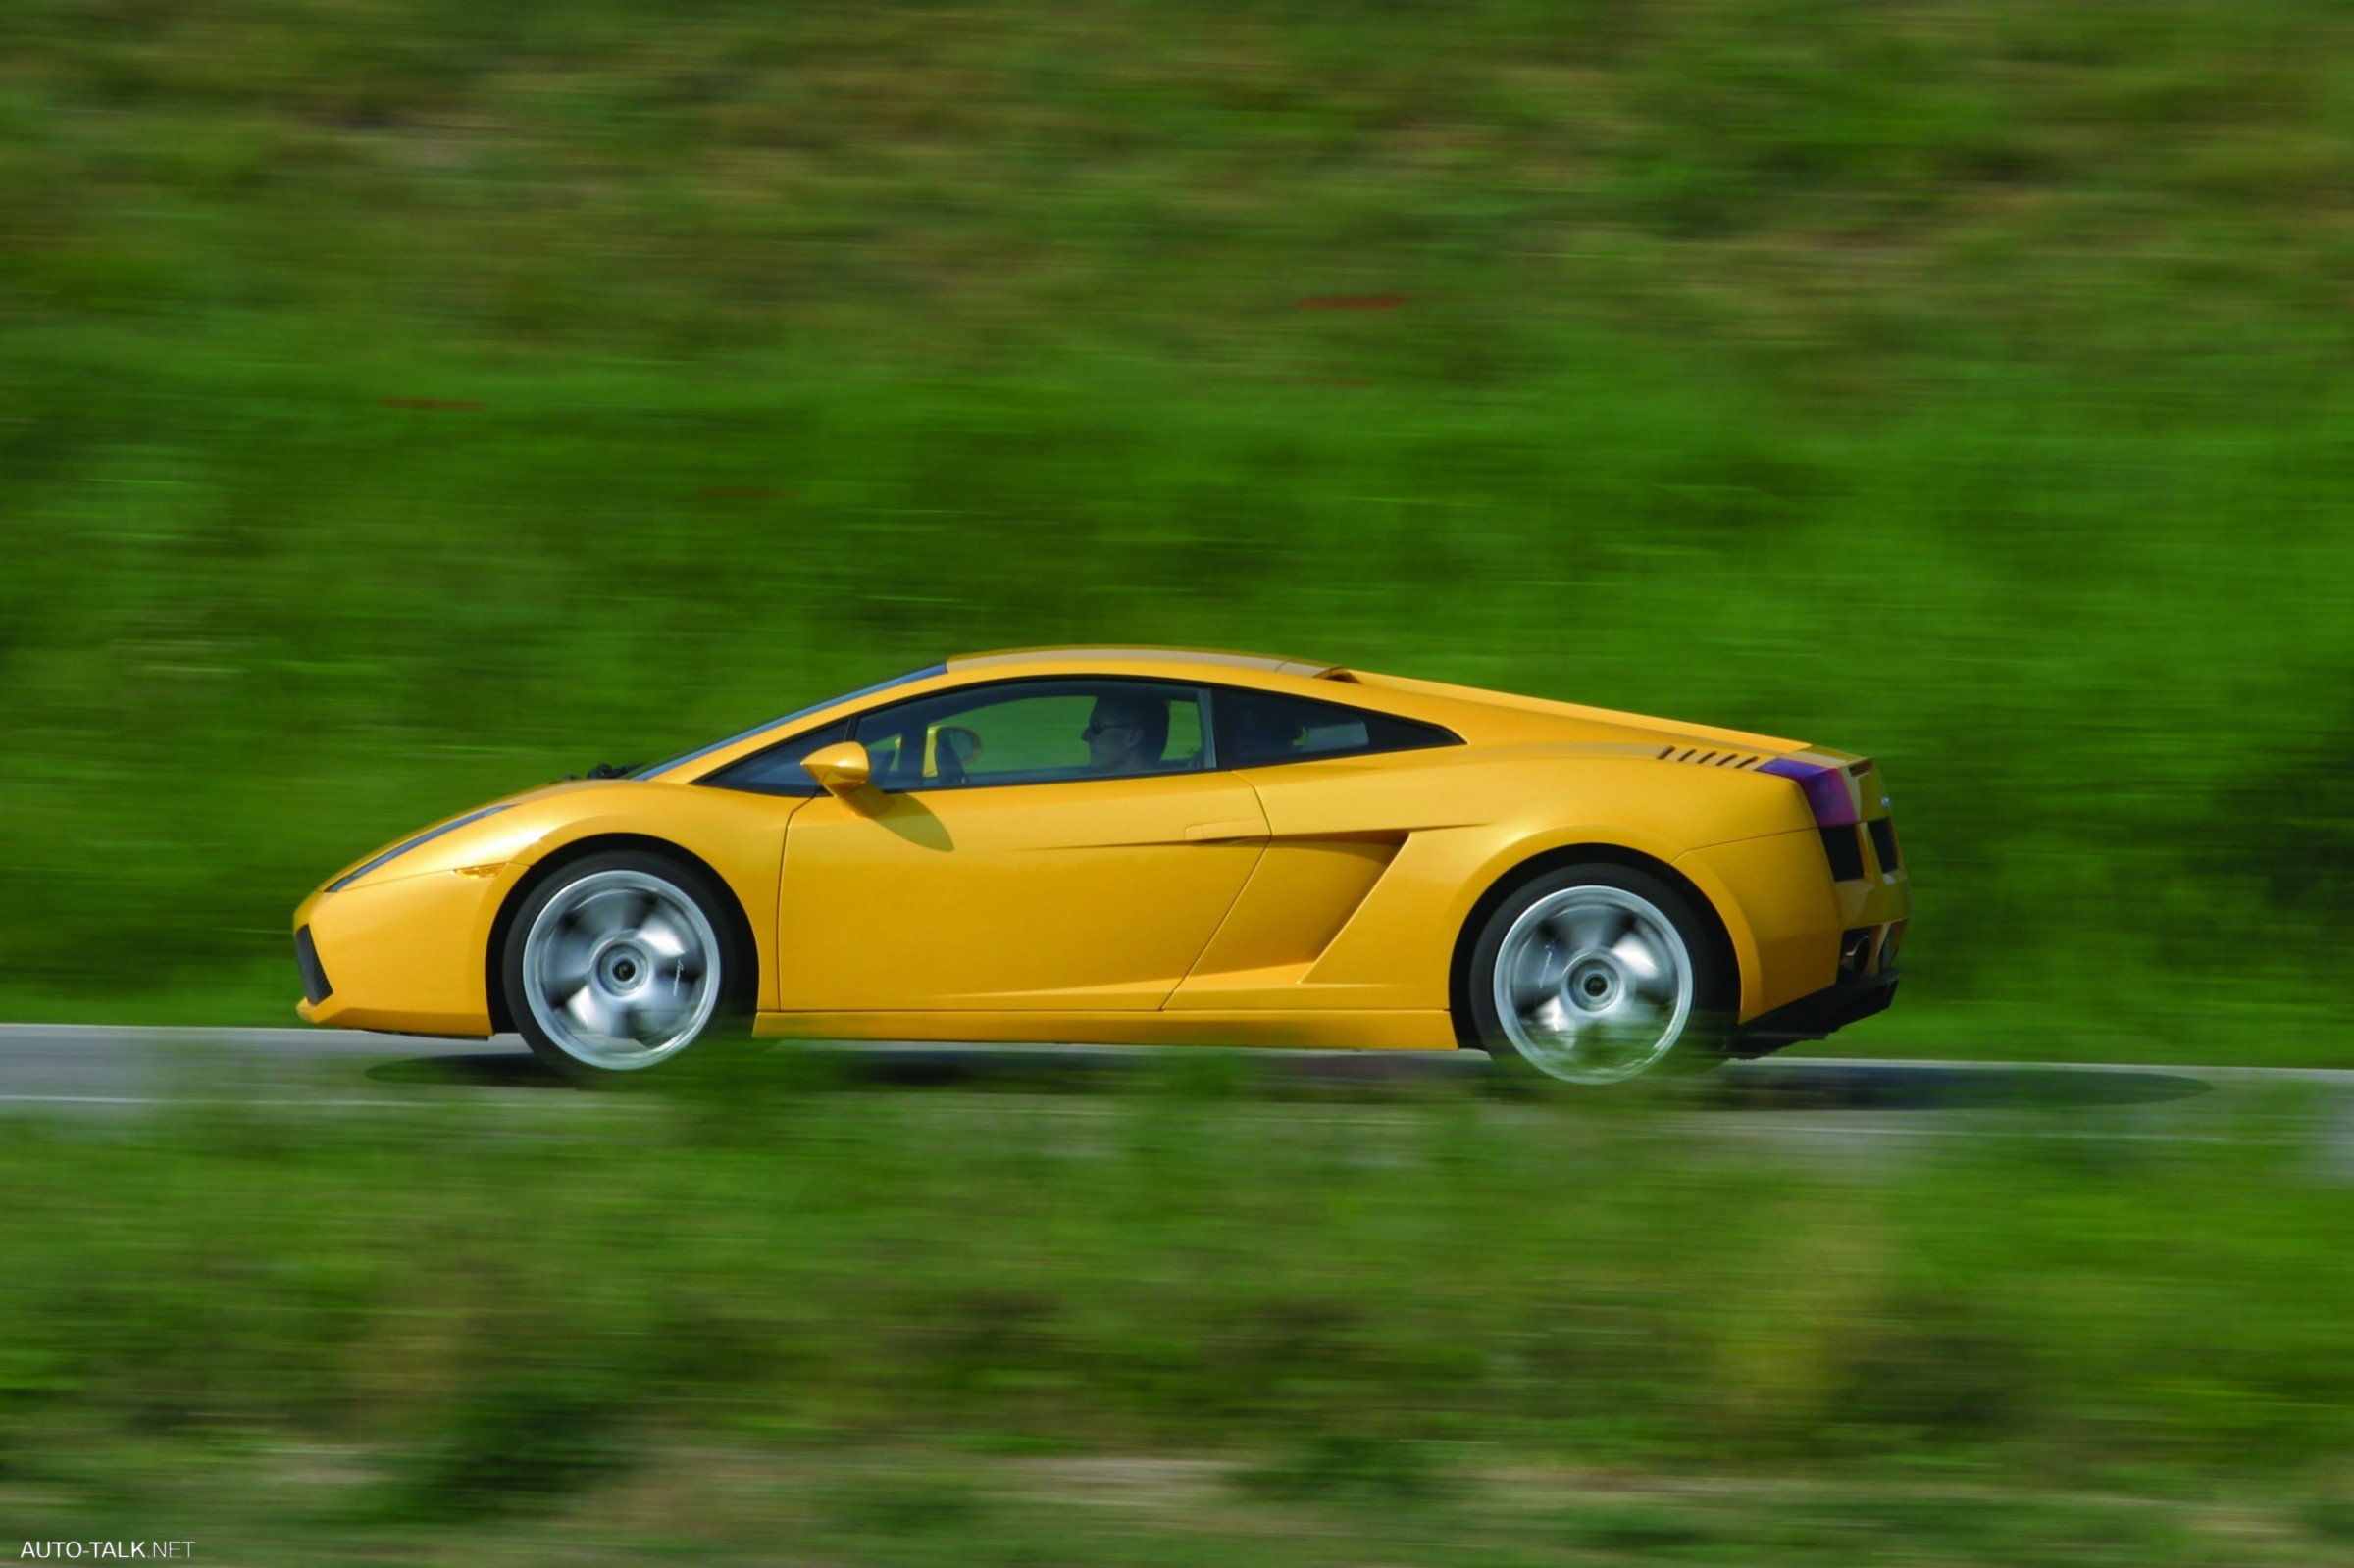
[{"xmin": 293, "ymin": 647, "xmax": 1910, "ymax": 1085}]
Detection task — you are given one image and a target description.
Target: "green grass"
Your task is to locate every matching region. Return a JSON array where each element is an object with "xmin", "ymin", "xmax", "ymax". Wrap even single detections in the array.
[
  {"xmin": 4, "ymin": 1, "xmax": 2354, "ymax": 1055},
  {"xmin": 6, "ymin": 1442, "xmax": 2335, "ymax": 1564},
  {"xmin": 3, "ymin": 1073, "xmax": 2353, "ymax": 1559},
  {"xmin": 12, "ymin": 17, "xmax": 2351, "ymax": 1549}
]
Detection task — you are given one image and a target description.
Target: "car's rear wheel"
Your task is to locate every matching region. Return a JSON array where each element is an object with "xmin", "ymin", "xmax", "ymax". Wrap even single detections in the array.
[
  {"xmin": 1466, "ymin": 864, "xmax": 1731, "ymax": 1086},
  {"xmin": 504, "ymin": 850, "xmax": 750, "ymax": 1085}
]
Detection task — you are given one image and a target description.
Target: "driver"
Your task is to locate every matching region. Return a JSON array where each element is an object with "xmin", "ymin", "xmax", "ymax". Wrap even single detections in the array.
[{"xmin": 1082, "ymin": 691, "xmax": 1168, "ymax": 775}]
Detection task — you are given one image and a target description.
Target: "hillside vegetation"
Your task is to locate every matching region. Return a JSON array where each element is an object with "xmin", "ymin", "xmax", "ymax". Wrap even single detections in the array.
[{"xmin": 5, "ymin": 1, "xmax": 2354, "ymax": 1054}]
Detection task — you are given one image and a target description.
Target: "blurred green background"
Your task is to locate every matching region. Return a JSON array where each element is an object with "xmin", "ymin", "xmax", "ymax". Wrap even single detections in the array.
[
  {"xmin": 6, "ymin": 0, "xmax": 2353, "ymax": 1056},
  {"xmin": 10, "ymin": 9, "xmax": 2354, "ymax": 1557}
]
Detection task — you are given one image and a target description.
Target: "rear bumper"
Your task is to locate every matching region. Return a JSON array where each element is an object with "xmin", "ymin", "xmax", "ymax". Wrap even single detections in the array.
[{"xmin": 1731, "ymin": 968, "xmax": 1900, "ymax": 1056}]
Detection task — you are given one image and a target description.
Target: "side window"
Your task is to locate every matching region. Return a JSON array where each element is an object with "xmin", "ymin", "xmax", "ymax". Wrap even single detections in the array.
[
  {"xmin": 852, "ymin": 680, "xmax": 1213, "ymax": 791},
  {"xmin": 1219, "ymin": 688, "xmax": 1459, "ymax": 768},
  {"xmin": 696, "ymin": 720, "xmax": 850, "ymax": 797}
]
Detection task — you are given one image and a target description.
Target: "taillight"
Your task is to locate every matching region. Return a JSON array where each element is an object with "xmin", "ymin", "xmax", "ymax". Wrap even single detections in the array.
[{"xmin": 1759, "ymin": 756, "xmax": 1860, "ymax": 827}]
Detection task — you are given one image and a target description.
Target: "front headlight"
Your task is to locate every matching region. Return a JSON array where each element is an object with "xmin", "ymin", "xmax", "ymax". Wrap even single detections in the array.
[{"xmin": 327, "ymin": 803, "xmax": 517, "ymax": 891}]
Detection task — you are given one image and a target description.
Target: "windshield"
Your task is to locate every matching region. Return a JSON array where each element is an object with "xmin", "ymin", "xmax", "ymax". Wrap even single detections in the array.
[{"xmin": 628, "ymin": 663, "xmax": 947, "ymax": 780}]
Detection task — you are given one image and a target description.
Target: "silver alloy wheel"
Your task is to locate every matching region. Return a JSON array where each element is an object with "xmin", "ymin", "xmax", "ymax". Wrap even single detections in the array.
[
  {"xmin": 520, "ymin": 868, "xmax": 722, "ymax": 1071},
  {"xmin": 1491, "ymin": 885, "xmax": 1694, "ymax": 1084}
]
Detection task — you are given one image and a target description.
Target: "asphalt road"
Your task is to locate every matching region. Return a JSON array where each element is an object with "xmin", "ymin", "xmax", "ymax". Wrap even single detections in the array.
[{"xmin": 3, "ymin": 1024, "xmax": 2349, "ymax": 1157}]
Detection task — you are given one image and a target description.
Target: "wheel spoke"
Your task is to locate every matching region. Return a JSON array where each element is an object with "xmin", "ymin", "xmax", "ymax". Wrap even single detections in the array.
[
  {"xmin": 616, "ymin": 998, "xmax": 680, "ymax": 1046},
  {"xmin": 1508, "ymin": 940, "xmax": 1565, "ymax": 1006},
  {"xmin": 1629, "ymin": 963, "xmax": 1680, "ymax": 1003},
  {"xmin": 638, "ymin": 910, "xmax": 691, "ymax": 961},
  {"xmin": 1527, "ymin": 995, "xmax": 1574, "ymax": 1039},
  {"xmin": 564, "ymin": 985, "xmax": 624, "ymax": 1040},
  {"xmin": 538, "ymin": 929, "xmax": 596, "ymax": 1000},
  {"xmin": 1609, "ymin": 932, "xmax": 1662, "ymax": 980},
  {"xmin": 639, "ymin": 914, "xmax": 708, "ymax": 982},
  {"xmin": 614, "ymin": 888, "xmax": 655, "ymax": 934},
  {"xmin": 1554, "ymin": 906, "xmax": 1626, "ymax": 953},
  {"xmin": 567, "ymin": 891, "xmax": 630, "ymax": 941},
  {"xmin": 626, "ymin": 999, "xmax": 692, "ymax": 1043}
]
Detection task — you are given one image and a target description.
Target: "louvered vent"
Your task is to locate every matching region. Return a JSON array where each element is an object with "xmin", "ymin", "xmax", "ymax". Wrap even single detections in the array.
[{"xmin": 1657, "ymin": 745, "xmax": 1765, "ymax": 770}]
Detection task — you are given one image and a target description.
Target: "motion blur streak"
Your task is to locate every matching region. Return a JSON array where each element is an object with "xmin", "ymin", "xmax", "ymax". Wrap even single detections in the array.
[
  {"xmin": 4, "ymin": 1, "xmax": 2353, "ymax": 1559},
  {"xmin": 1, "ymin": 1, "xmax": 2350, "ymax": 1061}
]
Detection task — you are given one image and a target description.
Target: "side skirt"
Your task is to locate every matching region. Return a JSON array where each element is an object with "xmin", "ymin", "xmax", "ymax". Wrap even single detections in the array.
[{"xmin": 754, "ymin": 1010, "xmax": 1458, "ymax": 1050}]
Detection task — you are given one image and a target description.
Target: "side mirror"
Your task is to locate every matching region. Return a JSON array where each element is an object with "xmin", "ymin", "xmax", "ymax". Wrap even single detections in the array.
[{"xmin": 802, "ymin": 740, "xmax": 873, "ymax": 799}]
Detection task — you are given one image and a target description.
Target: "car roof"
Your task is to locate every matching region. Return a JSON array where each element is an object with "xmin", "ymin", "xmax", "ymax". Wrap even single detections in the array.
[
  {"xmin": 640, "ymin": 646, "xmax": 1803, "ymax": 784},
  {"xmin": 946, "ymin": 645, "xmax": 1342, "ymax": 679},
  {"xmin": 942, "ymin": 647, "xmax": 1796, "ymax": 751}
]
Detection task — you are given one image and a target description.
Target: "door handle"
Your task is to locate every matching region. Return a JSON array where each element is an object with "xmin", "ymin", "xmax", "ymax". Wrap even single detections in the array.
[{"xmin": 1185, "ymin": 820, "xmax": 1268, "ymax": 843}]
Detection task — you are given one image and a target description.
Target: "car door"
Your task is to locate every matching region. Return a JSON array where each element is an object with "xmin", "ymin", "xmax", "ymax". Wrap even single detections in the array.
[
  {"xmin": 1167, "ymin": 685, "xmax": 1466, "ymax": 1012},
  {"xmin": 774, "ymin": 678, "xmax": 1268, "ymax": 1012}
]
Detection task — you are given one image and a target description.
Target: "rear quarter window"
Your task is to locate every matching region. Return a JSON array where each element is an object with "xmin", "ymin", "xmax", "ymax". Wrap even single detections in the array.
[{"xmin": 1219, "ymin": 689, "xmax": 1459, "ymax": 768}]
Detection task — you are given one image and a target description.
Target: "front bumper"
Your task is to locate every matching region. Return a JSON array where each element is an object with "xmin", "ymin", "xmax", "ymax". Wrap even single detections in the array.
[
  {"xmin": 1730, "ymin": 968, "xmax": 1900, "ymax": 1056},
  {"xmin": 292, "ymin": 863, "xmax": 524, "ymax": 1037}
]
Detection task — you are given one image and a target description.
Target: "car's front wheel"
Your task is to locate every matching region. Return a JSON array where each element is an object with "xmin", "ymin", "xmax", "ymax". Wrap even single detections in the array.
[
  {"xmin": 504, "ymin": 850, "xmax": 749, "ymax": 1085},
  {"xmin": 1466, "ymin": 864, "xmax": 1731, "ymax": 1086}
]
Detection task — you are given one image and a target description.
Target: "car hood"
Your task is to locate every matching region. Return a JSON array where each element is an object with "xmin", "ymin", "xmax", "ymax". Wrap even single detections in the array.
[{"xmin": 314, "ymin": 779, "xmax": 642, "ymax": 893}]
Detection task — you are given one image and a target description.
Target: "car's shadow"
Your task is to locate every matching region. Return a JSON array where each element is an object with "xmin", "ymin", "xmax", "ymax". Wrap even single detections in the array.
[
  {"xmin": 366, "ymin": 1050, "xmax": 574, "ymax": 1089},
  {"xmin": 1703, "ymin": 1060, "xmax": 2213, "ymax": 1111},
  {"xmin": 365, "ymin": 1044, "xmax": 2213, "ymax": 1110},
  {"xmin": 364, "ymin": 1042, "xmax": 1496, "ymax": 1093}
]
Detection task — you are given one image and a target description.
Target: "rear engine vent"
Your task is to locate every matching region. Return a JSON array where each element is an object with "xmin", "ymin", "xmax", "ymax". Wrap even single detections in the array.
[
  {"xmin": 1658, "ymin": 745, "xmax": 1764, "ymax": 770},
  {"xmin": 294, "ymin": 925, "xmax": 333, "ymax": 1005},
  {"xmin": 1868, "ymin": 817, "xmax": 1900, "ymax": 874},
  {"xmin": 1820, "ymin": 825, "xmax": 1866, "ymax": 882}
]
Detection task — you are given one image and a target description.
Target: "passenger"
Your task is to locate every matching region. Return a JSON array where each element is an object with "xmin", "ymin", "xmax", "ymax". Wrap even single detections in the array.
[{"xmin": 1082, "ymin": 692, "xmax": 1168, "ymax": 774}]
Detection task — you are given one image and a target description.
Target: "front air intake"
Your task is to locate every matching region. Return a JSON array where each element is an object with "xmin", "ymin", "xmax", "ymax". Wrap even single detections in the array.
[{"xmin": 295, "ymin": 926, "xmax": 333, "ymax": 1005}]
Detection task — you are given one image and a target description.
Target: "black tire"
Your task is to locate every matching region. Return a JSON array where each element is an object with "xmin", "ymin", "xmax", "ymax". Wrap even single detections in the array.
[
  {"xmin": 501, "ymin": 849, "xmax": 756, "ymax": 1087},
  {"xmin": 1464, "ymin": 862, "xmax": 1734, "ymax": 1087}
]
